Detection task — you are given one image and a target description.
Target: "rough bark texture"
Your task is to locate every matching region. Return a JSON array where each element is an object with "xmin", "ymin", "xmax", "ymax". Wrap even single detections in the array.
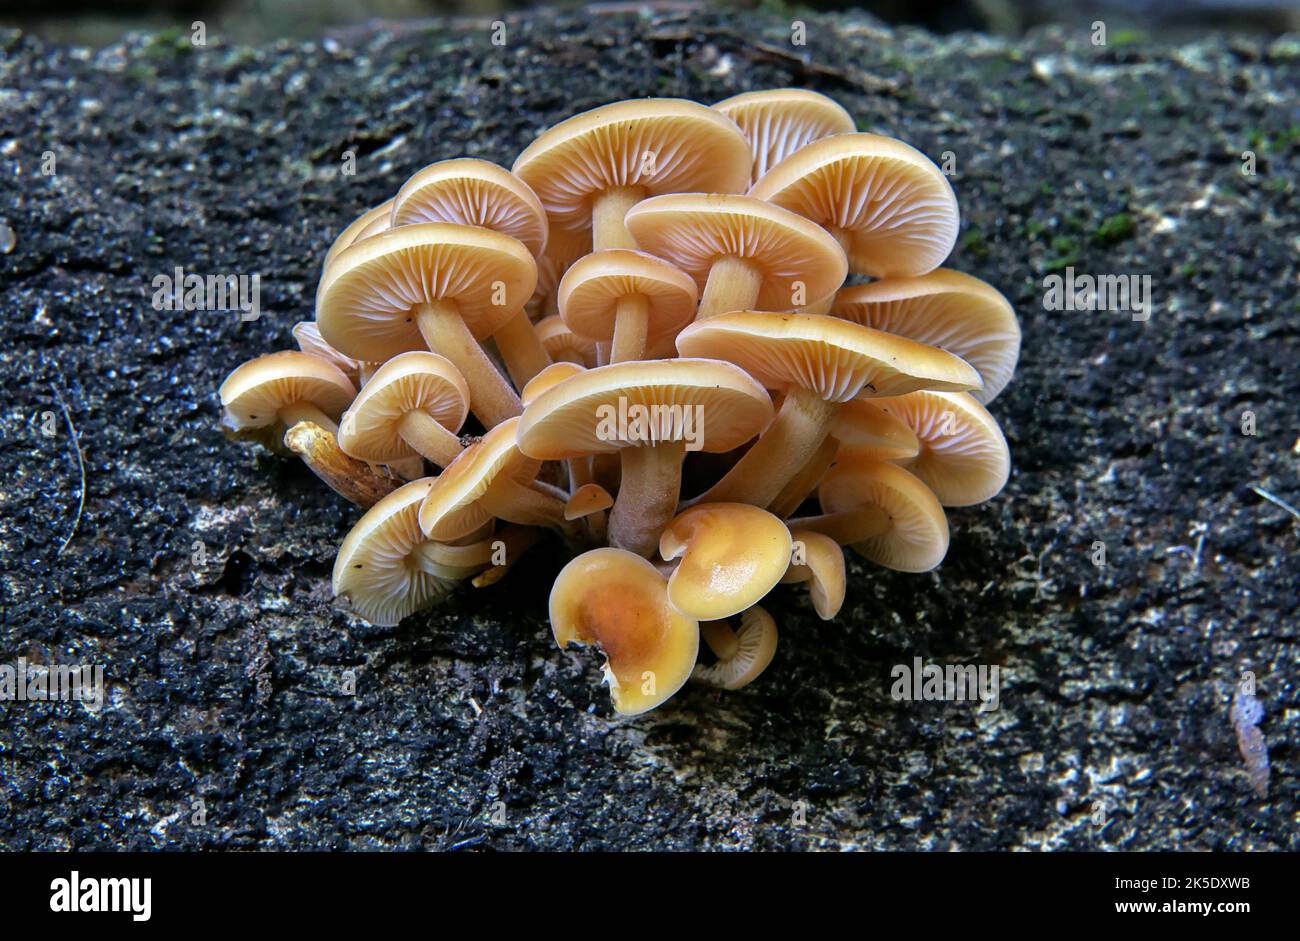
[{"xmin": 0, "ymin": 10, "xmax": 1296, "ymax": 850}]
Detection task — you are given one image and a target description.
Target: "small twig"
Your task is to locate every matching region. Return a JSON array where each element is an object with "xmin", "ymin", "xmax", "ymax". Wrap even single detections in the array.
[
  {"xmin": 1250, "ymin": 485, "xmax": 1300, "ymax": 525},
  {"xmin": 51, "ymin": 379, "xmax": 86, "ymax": 556}
]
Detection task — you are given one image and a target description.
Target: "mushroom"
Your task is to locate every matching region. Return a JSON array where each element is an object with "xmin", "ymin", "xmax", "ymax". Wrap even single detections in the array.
[
  {"xmin": 691, "ymin": 606, "xmax": 779, "ymax": 691},
  {"xmin": 391, "ymin": 158, "xmax": 554, "ymax": 386},
  {"xmin": 513, "ymin": 98, "xmax": 752, "ymax": 252},
  {"xmin": 791, "ymin": 456, "xmax": 949, "ymax": 572},
  {"xmin": 675, "ymin": 311, "xmax": 982, "ymax": 508},
  {"xmin": 711, "ymin": 88, "xmax": 855, "ymax": 186},
  {"xmin": 549, "ymin": 547, "xmax": 699, "ymax": 714},
  {"xmin": 535, "ymin": 315, "xmax": 598, "ymax": 367},
  {"xmin": 316, "ymin": 222, "xmax": 536, "ymax": 428},
  {"xmin": 333, "ymin": 477, "xmax": 460, "ymax": 626},
  {"xmin": 749, "ymin": 133, "xmax": 959, "ymax": 280},
  {"xmin": 283, "ymin": 420, "xmax": 401, "ymax": 508},
  {"xmin": 337, "ymin": 351, "xmax": 470, "ymax": 470},
  {"xmin": 831, "ymin": 269, "xmax": 1021, "ymax": 403},
  {"xmin": 516, "ymin": 358, "xmax": 774, "ymax": 557},
  {"xmin": 322, "ymin": 198, "xmax": 394, "ymax": 272},
  {"xmin": 521, "ymin": 361, "xmax": 591, "ymax": 493},
  {"xmin": 851, "ymin": 390, "xmax": 1010, "ymax": 506},
  {"xmin": 624, "ymin": 193, "xmax": 847, "ymax": 320},
  {"xmin": 418, "ymin": 416, "xmax": 578, "ymax": 543},
  {"xmin": 558, "ymin": 249, "xmax": 697, "ymax": 363},
  {"xmin": 565, "ymin": 482, "xmax": 613, "ymax": 520},
  {"xmin": 220, "ymin": 350, "xmax": 356, "ymax": 438},
  {"xmin": 781, "ymin": 529, "xmax": 846, "ymax": 620},
  {"xmin": 528, "ymin": 226, "xmax": 591, "ymax": 320},
  {"xmin": 659, "ymin": 503, "xmax": 792, "ymax": 621},
  {"xmin": 292, "ymin": 321, "xmax": 363, "ymax": 385}
]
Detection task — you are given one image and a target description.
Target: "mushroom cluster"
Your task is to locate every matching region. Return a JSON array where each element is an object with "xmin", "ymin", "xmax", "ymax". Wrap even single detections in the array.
[{"xmin": 219, "ymin": 91, "xmax": 1019, "ymax": 716}]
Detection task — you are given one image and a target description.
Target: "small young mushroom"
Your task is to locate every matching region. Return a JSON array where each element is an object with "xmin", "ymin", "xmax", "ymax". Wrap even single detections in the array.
[
  {"xmin": 220, "ymin": 350, "xmax": 356, "ymax": 437},
  {"xmin": 854, "ymin": 390, "xmax": 1011, "ymax": 506},
  {"xmin": 333, "ymin": 477, "xmax": 461, "ymax": 627},
  {"xmin": 711, "ymin": 88, "xmax": 855, "ymax": 185},
  {"xmin": 391, "ymin": 158, "xmax": 553, "ymax": 386},
  {"xmin": 781, "ymin": 529, "xmax": 846, "ymax": 620},
  {"xmin": 624, "ymin": 193, "xmax": 847, "ymax": 320},
  {"xmin": 565, "ymin": 482, "xmax": 613, "ymax": 520},
  {"xmin": 831, "ymin": 269, "xmax": 1021, "ymax": 403},
  {"xmin": 283, "ymin": 420, "xmax": 401, "ymax": 508},
  {"xmin": 659, "ymin": 503, "xmax": 792, "ymax": 621},
  {"xmin": 513, "ymin": 98, "xmax": 752, "ymax": 252},
  {"xmin": 749, "ymin": 133, "xmax": 959, "ymax": 279},
  {"xmin": 516, "ymin": 358, "xmax": 774, "ymax": 557},
  {"xmin": 418, "ymin": 417, "xmax": 578, "ymax": 543},
  {"xmin": 691, "ymin": 606, "xmax": 779, "ymax": 691},
  {"xmin": 558, "ymin": 249, "xmax": 697, "ymax": 363},
  {"xmin": 316, "ymin": 222, "xmax": 535, "ymax": 428},
  {"xmin": 549, "ymin": 547, "xmax": 699, "ymax": 714},
  {"xmin": 676, "ymin": 311, "xmax": 982, "ymax": 508},
  {"xmin": 535, "ymin": 315, "xmax": 599, "ymax": 367},
  {"xmin": 337, "ymin": 351, "xmax": 470, "ymax": 470},
  {"xmin": 792, "ymin": 456, "xmax": 950, "ymax": 572}
]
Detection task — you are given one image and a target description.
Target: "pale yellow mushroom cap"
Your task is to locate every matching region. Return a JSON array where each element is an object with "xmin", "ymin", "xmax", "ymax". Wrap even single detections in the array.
[
  {"xmin": 782, "ymin": 529, "xmax": 847, "ymax": 620},
  {"xmin": 830, "ymin": 397, "xmax": 921, "ymax": 460},
  {"xmin": 832, "ymin": 269, "xmax": 1020, "ymax": 403},
  {"xmin": 337, "ymin": 351, "xmax": 470, "ymax": 464},
  {"xmin": 750, "ymin": 133, "xmax": 959, "ymax": 278},
  {"xmin": 550, "ymin": 548, "xmax": 699, "ymax": 715},
  {"xmin": 219, "ymin": 350, "xmax": 356, "ymax": 430},
  {"xmin": 565, "ymin": 483, "xmax": 614, "ymax": 520},
  {"xmin": 691, "ymin": 606, "xmax": 779, "ymax": 691},
  {"xmin": 391, "ymin": 158, "xmax": 548, "ymax": 257},
  {"xmin": 624, "ymin": 193, "xmax": 847, "ymax": 312},
  {"xmin": 521, "ymin": 361, "xmax": 587, "ymax": 407},
  {"xmin": 513, "ymin": 98, "xmax": 753, "ymax": 232},
  {"xmin": 323, "ymin": 198, "xmax": 394, "ymax": 272},
  {"xmin": 818, "ymin": 455, "xmax": 949, "ymax": 572},
  {"xmin": 558, "ymin": 249, "xmax": 697, "ymax": 342},
  {"xmin": 676, "ymin": 311, "xmax": 982, "ymax": 403},
  {"xmin": 863, "ymin": 390, "xmax": 1010, "ymax": 506},
  {"xmin": 659, "ymin": 503, "xmax": 792, "ymax": 621},
  {"xmin": 713, "ymin": 88, "xmax": 855, "ymax": 186},
  {"xmin": 333, "ymin": 477, "xmax": 457, "ymax": 627},
  {"xmin": 418, "ymin": 416, "xmax": 540, "ymax": 541}
]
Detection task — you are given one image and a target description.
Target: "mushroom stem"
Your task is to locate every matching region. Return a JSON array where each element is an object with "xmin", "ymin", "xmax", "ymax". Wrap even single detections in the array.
[
  {"xmin": 609, "ymin": 440, "xmax": 687, "ymax": 557},
  {"xmin": 592, "ymin": 185, "xmax": 646, "ymax": 252},
  {"xmin": 283, "ymin": 421, "xmax": 400, "ymax": 508},
  {"xmin": 698, "ymin": 256, "xmax": 763, "ymax": 319},
  {"xmin": 494, "ymin": 311, "xmax": 553, "ymax": 388},
  {"xmin": 700, "ymin": 620, "xmax": 740, "ymax": 661},
  {"xmin": 693, "ymin": 387, "xmax": 838, "ymax": 508},
  {"xmin": 415, "ymin": 301, "xmax": 522, "ymax": 428},
  {"xmin": 397, "ymin": 410, "xmax": 464, "ymax": 468},
  {"xmin": 768, "ymin": 434, "xmax": 838, "ymax": 519},
  {"xmin": 610, "ymin": 294, "xmax": 650, "ymax": 363},
  {"xmin": 280, "ymin": 401, "xmax": 338, "ymax": 436},
  {"xmin": 786, "ymin": 505, "xmax": 891, "ymax": 545}
]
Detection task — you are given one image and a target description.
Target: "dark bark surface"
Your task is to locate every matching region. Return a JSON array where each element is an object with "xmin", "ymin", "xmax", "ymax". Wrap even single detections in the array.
[{"xmin": 0, "ymin": 9, "xmax": 1296, "ymax": 849}]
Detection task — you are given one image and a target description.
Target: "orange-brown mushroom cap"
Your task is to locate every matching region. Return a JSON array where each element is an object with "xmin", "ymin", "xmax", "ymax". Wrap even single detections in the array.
[
  {"xmin": 831, "ymin": 269, "xmax": 1021, "ymax": 403},
  {"xmin": 659, "ymin": 503, "xmax": 792, "ymax": 621},
  {"xmin": 861, "ymin": 390, "xmax": 1010, "ymax": 506},
  {"xmin": 712, "ymin": 88, "xmax": 855, "ymax": 185},
  {"xmin": 333, "ymin": 477, "xmax": 459, "ymax": 626},
  {"xmin": 624, "ymin": 193, "xmax": 847, "ymax": 313},
  {"xmin": 521, "ymin": 361, "xmax": 587, "ymax": 407},
  {"xmin": 391, "ymin": 158, "xmax": 548, "ymax": 257},
  {"xmin": 749, "ymin": 133, "xmax": 959, "ymax": 278},
  {"xmin": 337, "ymin": 351, "xmax": 470, "ymax": 465},
  {"xmin": 219, "ymin": 350, "xmax": 356, "ymax": 432},
  {"xmin": 550, "ymin": 547, "xmax": 699, "ymax": 715},
  {"xmin": 830, "ymin": 397, "xmax": 921, "ymax": 460},
  {"xmin": 814, "ymin": 456, "xmax": 949, "ymax": 572},
  {"xmin": 512, "ymin": 98, "xmax": 753, "ymax": 233},
  {"xmin": 316, "ymin": 222, "xmax": 537, "ymax": 362},
  {"xmin": 323, "ymin": 198, "xmax": 394, "ymax": 271}
]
